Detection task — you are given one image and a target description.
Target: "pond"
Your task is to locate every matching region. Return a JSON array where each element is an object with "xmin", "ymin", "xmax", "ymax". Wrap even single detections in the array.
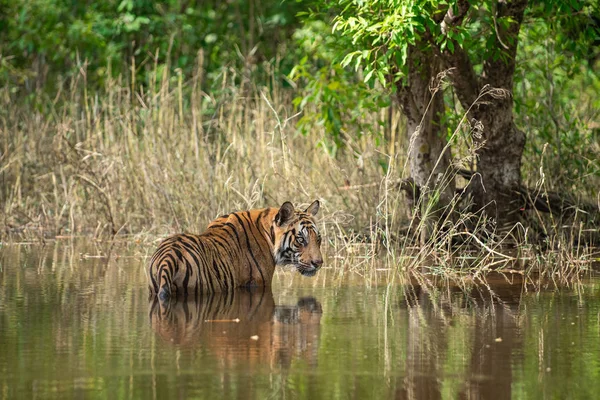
[{"xmin": 1, "ymin": 241, "xmax": 599, "ymax": 399}]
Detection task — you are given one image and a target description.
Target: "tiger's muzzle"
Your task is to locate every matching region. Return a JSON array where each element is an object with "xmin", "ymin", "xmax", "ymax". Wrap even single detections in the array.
[{"xmin": 297, "ymin": 258, "xmax": 323, "ymax": 277}]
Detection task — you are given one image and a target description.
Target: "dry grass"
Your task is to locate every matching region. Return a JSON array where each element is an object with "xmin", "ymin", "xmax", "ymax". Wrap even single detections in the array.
[
  {"xmin": 1, "ymin": 62, "xmax": 407, "ymax": 241},
  {"xmin": 1, "ymin": 61, "xmax": 598, "ymax": 280}
]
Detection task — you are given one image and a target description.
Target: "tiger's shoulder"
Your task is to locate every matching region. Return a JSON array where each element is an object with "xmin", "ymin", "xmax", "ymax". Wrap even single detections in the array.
[{"xmin": 206, "ymin": 207, "xmax": 277, "ymax": 230}]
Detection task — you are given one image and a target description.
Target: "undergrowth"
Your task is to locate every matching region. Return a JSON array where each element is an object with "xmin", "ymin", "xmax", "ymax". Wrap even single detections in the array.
[{"xmin": 1, "ymin": 60, "xmax": 599, "ymax": 279}]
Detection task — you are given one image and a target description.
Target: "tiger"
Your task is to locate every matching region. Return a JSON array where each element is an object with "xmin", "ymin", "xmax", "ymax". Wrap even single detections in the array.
[{"xmin": 147, "ymin": 200, "xmax": 323, "ymax": 301}]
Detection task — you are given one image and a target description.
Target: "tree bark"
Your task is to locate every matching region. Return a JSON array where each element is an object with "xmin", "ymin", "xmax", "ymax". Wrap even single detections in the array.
[
  {"xmin": 471, "ymin": 95, "xmax": 526, "ymax": 227},
  {"xmin": 439, "ymin": 0, "xmax": 528, "ymax": 230},
  {"xmin": 471, "ymin": 0, "xmax": 528, "ymax": 228},
  {"xmin": 396, "ymin": 44, "xmax": 455, "ymax": 241}
]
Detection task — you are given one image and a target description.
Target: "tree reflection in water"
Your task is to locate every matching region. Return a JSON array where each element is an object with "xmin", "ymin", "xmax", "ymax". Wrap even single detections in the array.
[
  {"xmin": 2, "ymin": 243, "xmax": 599, "ymax": 399},
  {"xmin": 396, "ymin": 277, "xmax": 537, "ymax": 400}
]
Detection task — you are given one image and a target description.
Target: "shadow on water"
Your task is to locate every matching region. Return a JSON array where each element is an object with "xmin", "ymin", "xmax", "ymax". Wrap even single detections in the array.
[{"xmin": 148, "ymin": 288, "xmax": 322, "ymax": 370}]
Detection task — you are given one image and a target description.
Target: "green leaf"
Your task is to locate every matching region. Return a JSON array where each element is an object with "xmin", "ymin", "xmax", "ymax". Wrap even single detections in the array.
[
  {"xmin": 340, "ymin": 52, "xmax": 356, "ymax": 68},
  {"xmin": 376, "ymin": 70, "xmax": 386, "ymax": 86}
]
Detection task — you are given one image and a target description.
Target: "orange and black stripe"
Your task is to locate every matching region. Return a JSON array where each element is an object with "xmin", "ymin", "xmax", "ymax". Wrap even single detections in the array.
[{"xmin": 147, "ymin": 201, "xmax": 323, "ymax": 301}]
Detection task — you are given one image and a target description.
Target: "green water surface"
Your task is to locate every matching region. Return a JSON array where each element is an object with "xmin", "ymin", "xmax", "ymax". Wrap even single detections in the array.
[{"xmin": 1, "ymin": 242, "xmax": 599, "ymax": 399}]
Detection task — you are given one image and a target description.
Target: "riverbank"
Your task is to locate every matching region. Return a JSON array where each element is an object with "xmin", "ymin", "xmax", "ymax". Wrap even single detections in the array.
[{"xmin": 2, "ymin": 68, "xmax": 599, "ymax": 277}]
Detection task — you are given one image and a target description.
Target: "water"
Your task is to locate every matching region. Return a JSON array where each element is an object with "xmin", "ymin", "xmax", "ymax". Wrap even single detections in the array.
[{"xmin": 1, "ymin": 242, "xmax": 600, "ymax": 399}]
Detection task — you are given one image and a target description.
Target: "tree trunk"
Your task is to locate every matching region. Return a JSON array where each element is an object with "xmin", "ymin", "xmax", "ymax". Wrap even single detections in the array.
[
  {"xmin": 439, "ymin": 0, "xmax": 528, "ymax": 232},
  {"xmin": 396, "ymin": 44, "xmax": 455, "ymax": 242},
  {"xmin": 471, "ymin": 0, "xmax": 528, "ymax": 230},
  {"xmin": 471, "ymin": 97, "xmax": 526, "ymax": 228}
]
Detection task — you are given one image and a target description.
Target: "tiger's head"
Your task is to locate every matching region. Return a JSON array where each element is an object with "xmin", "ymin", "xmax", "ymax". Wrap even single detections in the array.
[{"xmin": 272, "ymin": 200, "xmax": 323, "ymax": 277}]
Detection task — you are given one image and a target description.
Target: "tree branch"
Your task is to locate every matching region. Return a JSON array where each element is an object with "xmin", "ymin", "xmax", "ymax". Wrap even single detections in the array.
[
  {"xmin": 481, "ymin": 0, "xmax": 528, "ymax": 89},
  {"xmin": 433, "ymin": 0, "xmax": 479, "ymax": 109},
  {"xmin": 440, "ymin": 0, "xmax": 470, "ymax": 34},
  {"xmin": 440, "ymin": 45, "xmax": 480, "ymax": 109},
  {"xmin": 391, "ymin": 46, "xmax": 424, "ymax": 125}
]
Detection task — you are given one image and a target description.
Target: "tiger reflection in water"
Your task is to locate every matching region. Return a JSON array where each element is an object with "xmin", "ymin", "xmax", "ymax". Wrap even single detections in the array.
[{"xmin": 149, "ymin": 287, "xmax": 322, "ymax": 369}]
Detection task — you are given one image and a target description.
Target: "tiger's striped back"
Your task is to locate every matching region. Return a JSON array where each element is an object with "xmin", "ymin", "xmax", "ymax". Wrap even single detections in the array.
[{"xmin": 147, "ymin": 200, "xmax": 323, "ymax": 301}]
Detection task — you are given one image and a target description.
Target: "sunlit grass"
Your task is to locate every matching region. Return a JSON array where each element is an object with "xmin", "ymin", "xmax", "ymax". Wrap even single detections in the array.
[{"xmin": 1, "ymin": 59, "xmax": 598, "ymax": 280}]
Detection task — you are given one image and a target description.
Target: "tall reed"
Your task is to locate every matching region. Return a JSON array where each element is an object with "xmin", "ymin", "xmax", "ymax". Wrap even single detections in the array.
[
  {"xmin": 1, "ymin": 60, "xmax": 406, "ymax": 243},
  {"xmin": 1, "ymin": 59, "xmax": 598, "ymax": 279}
]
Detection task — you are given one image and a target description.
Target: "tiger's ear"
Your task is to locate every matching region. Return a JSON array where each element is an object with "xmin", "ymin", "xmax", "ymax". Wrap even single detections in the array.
[
  {"xmin": 275, "ymin": 202, "xmax": 295, "ymax": 226},
  {"xmin": 305, "ymin": 200, "xmax": 320, "ymax": 216}
]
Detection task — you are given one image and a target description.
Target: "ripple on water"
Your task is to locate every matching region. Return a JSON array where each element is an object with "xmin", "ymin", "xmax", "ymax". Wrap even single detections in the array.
[{"xmin": 1, "ymin": 242, "xmax": 600, "ymax": 399}]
